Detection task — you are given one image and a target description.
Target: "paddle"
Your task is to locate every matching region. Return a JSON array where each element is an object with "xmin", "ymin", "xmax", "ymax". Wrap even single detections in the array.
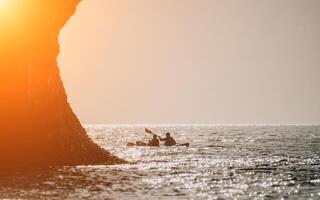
[
  {"xmin": 145, "ymin": 128, "xmax": 155, "ymax": 135},
  {"xmin": 145, "ymin": 128, "xmax": 164, "ymax": 139}
]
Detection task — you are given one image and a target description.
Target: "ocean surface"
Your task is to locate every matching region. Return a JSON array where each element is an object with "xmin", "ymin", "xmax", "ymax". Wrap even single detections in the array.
[{"xmin": 0, "ymin": 125, "xmax": 320, "ymax": 199}]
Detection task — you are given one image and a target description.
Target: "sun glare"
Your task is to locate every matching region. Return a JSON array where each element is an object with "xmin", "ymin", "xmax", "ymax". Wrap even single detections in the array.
[
  {"xmin": 0, "ymin": 0, "xmax": 21, "ymax": 28},
  {"xmin": 0, "ymin": 0, "xmax": 15, "ymax": 18},
  {"xmin": 0, "ymin": 0, "xmax": 10, "ymax": 10}
]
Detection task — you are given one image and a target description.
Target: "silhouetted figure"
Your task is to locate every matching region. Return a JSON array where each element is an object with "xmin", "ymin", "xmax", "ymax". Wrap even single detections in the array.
[
  {"xmin": 148, "ymin": 135, "xmax": 160, "ymax": 147},
  {"xmin": 159, "ymin": 132, "xmax": 177, "ymax": 146}
]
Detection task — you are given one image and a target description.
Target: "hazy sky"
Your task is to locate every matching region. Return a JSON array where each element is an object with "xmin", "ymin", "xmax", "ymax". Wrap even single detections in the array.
[{"xmin": 58, "ymin": 0, "xmax": 320, "ymax": 124}]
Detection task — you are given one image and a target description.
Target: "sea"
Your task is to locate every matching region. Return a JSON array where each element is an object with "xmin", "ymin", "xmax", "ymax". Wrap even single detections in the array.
[{"xmin": 0, "ymin": 125, "xmax": 320, "ymax": 200}]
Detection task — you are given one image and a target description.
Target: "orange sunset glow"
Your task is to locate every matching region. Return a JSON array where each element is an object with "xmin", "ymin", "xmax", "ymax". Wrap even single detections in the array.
[{"xmin": 0, "ymin": 0, "xmax": 320, "ymax": 199}]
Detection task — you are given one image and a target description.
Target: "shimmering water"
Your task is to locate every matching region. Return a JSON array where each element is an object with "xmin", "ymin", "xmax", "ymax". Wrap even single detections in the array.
[{"xmin": 0, "ymin": 125, "xmax": 320, "ymax": 199}]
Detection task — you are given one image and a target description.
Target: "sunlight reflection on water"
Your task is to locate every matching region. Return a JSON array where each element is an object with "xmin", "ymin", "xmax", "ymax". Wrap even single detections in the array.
[{"xmin": 0, "ymin": 125, "xmax": 320, "ymax": 199}]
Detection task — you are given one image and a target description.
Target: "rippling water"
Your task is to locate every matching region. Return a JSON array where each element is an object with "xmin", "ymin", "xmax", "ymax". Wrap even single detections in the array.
[{"xmin": 0, "ymin": 125, "xmax": 320, "ymax": 199}]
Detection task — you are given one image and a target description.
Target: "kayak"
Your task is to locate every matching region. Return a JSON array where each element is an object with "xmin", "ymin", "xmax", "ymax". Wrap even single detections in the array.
[
  {"xmin": 127, "ymin": 141, "xmax": 189, "ymax": 147},
  {"xmin": 176, "ymin": 143, "xmax": 190, "ymax": 147},
  {"xmin": 126, "ymin": 141, "xmax": 155, "ymax": 147}
]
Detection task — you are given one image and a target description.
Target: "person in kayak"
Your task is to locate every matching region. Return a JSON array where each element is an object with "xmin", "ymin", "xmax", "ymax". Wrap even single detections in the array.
[
  {"xmin": 159, "ymin": 132, "xmax": 176, "ymax": 146},
  {"xmin": 148, "ymin": 134, "xmax": 160, "ymax": 147}
]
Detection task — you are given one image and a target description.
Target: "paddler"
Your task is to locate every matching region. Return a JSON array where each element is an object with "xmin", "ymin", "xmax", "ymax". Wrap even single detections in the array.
[
  {"xmin": 159, "ymin": 132, "xmax": 176, "ymax": 146},
  {"xmin": 148, "ymin": 134, "xmax": 160, "ymax": 147}
]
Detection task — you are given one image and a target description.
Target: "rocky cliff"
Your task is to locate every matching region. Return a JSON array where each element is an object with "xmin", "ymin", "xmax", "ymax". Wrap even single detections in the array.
[{"xmin": 0, "ymin": 0, "xmax": 124, "ymax": 167}]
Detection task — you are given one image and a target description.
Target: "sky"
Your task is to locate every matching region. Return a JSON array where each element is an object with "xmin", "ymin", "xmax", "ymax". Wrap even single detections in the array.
[{"xmin": 58, "ymin": 0, "xmax": 320, "ymax": 125}]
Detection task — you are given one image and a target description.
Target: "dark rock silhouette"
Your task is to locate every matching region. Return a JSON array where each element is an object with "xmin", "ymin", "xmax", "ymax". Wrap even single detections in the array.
[{"xmin": 0, "ymin": 0, "xmax": 124, "ymax": 167}]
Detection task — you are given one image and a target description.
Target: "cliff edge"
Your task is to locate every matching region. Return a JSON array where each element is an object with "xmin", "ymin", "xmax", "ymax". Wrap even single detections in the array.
[{"xmin": 0, "ymin": 0, "xmax": 124, "ymax": 167}]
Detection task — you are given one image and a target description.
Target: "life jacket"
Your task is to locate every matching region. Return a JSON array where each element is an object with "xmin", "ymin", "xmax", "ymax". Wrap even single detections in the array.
[
  {"xmin": 148, "ymin": 138, "xmax": 160, "ymax": 147},
  {"xmin": 164, "ymin": 136, "xmax": 176, "ymax": 146}
]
